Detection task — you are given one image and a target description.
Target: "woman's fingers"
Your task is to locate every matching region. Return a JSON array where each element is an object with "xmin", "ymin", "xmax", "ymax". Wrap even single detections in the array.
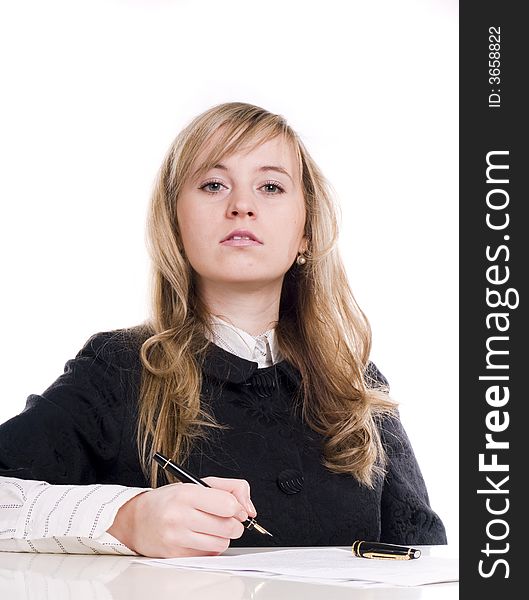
[
  {"xmin": 187, "ymin": 509, "xmax": 245, "ymax": 540},
  {"xmin": 179, "ymin": 529, "xmax": 233, "ymax": 553},
  {"xmin": 202, "ymin": 476, "xmax": 257, "ymax": 517},
  {"xmin": 179, "ymin": 483, "xmax": 248, "ymax": 521}
]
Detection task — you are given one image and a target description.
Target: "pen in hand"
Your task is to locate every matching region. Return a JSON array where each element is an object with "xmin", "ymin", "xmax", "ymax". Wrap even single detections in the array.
[{"xmin": 153, "ymin": 452, "xmax": 273, "ymax": 537}]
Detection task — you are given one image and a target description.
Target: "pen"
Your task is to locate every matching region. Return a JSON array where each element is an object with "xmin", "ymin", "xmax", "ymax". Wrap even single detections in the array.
[
  {"xmin": 153, "ymin": 452, "xmax": 273, "ymax": 537},
  {"xmin": 352, "ymin": 540, "xmax": 421, "ymax": 560}
]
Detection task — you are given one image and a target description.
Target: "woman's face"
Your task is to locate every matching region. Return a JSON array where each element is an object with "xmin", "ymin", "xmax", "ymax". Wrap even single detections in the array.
[{"xmin": 177, "ymin": 134, "xmax": 307, "ymax": 291}]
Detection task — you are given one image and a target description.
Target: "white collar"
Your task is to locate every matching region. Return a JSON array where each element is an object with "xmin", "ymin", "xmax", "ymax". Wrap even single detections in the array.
[{"xmin": 207, "ymin": 315, "xmax": 283, "ymax": 368}]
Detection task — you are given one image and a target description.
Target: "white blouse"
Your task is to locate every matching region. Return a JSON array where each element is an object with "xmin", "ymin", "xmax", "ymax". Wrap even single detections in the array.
[
  {"xmin": 0, "ymin": 319, "xmax": 281, "ymax": 555},
  {"xmin": 207, "ymin": 315, "xmax": 282, "ymax": 368}
]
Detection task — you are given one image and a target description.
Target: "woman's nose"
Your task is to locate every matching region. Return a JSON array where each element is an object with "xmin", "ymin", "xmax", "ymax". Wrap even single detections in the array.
[{"xmin": 226, "ymin": 187, "xmax": 258, "ymax": 217}]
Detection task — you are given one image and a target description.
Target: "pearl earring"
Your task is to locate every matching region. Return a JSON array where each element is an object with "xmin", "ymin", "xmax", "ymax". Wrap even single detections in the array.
[{"xmin": 296, "ymin": 253, "xmax": 307, "ymax": 265}]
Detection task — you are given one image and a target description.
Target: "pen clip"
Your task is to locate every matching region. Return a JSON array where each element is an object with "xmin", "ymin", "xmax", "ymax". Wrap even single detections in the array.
[{"xmin": 363, "ymin": 552, "xmax": 411, "ymax": 560}]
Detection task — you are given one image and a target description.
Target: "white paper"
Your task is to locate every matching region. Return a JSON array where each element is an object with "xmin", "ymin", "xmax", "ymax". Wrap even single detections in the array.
[{"xmin": 138, "ymin": 547, "xmax": 459, "ymax": 587}]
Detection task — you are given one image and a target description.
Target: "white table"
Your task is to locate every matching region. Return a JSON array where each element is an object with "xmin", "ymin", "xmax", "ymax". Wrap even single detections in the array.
[{"xmin": 0, "ymin": 545, "xmax": 458, "ymax": 599}]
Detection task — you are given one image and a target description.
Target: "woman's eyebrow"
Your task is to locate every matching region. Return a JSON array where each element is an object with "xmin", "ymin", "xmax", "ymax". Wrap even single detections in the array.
[
  {"xmin": 204, "ymin": 163, "xmax": 293, "ymax": 183},
  {"xmin": 258, "ymin": 165, "xmax": 293, "ymax": 182}
]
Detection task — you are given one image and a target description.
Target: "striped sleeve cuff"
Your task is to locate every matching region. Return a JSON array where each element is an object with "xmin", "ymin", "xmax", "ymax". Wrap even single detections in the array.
[{"xmin": 5, "ymin": 478, "xmax": 149, "ymax": 555}]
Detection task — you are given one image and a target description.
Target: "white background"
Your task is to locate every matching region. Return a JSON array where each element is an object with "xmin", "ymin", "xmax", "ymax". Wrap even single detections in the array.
[{"xmin": 0, "ymin": 1, "xmax": 458, "ymax": 545}]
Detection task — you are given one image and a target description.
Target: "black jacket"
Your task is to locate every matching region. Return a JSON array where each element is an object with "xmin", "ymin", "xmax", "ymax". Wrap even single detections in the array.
[{"xmin": 0, "ymin": 329, "xmax": 447, "ymax": 546}]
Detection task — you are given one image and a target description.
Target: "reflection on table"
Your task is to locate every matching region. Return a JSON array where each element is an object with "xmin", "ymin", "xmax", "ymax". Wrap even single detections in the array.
[{"xmin": 0, "ymin": 545, "xmax": 458, "ymax": 600}]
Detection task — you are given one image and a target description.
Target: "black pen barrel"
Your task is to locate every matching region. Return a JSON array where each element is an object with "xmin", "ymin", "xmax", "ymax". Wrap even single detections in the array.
[{"xmin": 153, "ymin": 452, "xmax": 208, "ymax": 487}]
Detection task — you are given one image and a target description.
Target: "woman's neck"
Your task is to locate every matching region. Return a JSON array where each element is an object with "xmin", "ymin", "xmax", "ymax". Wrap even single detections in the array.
[{"xmin": 199, "ymin": 279, "xmax": 281, "ymax": 336}]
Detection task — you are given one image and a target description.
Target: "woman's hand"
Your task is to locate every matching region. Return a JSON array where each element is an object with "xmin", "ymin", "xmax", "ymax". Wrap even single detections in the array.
[{"xmin": 107, "ymin": 477, "xmax": 257, "ymax": 558}]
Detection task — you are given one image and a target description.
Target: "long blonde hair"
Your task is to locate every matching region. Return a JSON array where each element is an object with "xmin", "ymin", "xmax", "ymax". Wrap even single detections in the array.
[{"xmin": 132, "ymin": 102, "xmax": 396, "ymax": 487}]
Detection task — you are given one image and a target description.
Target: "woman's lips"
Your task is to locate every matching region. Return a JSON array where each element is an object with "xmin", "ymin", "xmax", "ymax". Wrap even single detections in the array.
[{"xmin": 220, "ymin": 239, "xmax": 262, "ymax": 246}]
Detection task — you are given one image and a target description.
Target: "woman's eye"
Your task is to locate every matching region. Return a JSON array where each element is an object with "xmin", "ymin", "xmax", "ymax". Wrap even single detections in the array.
[
  {"xmin": 261, "ymin": 182, "xmax": 285, "ymax": 194},
  {"xmin": 200, "ymin": 181, "xmax": 225, "ymax": 193}
]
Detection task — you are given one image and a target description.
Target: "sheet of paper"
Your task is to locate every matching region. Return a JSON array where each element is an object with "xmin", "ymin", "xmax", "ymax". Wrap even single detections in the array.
[{"xmin": 138, "ymin": 547, "xmax": 459, "ymax": 587}]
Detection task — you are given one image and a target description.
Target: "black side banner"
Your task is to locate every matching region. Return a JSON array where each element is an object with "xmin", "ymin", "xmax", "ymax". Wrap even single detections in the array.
[{"xmin": 460, "ymin": 3, "xmax": 526, "ymax": 596}]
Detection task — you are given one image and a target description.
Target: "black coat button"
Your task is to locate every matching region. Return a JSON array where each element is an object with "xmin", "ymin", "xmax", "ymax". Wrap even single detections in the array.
[
  {"xmin": 277, "ymin": 469, "xmax": 304, "ymax": 494},
  {"xmin": 247, "ymin": 370, "xmax": 277, "ymax": 397}
]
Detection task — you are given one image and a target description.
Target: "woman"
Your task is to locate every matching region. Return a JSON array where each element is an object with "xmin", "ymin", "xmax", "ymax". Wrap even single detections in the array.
[{"xmin": 0, "ymin": 102, "xmax": 446, "ymax": 557}]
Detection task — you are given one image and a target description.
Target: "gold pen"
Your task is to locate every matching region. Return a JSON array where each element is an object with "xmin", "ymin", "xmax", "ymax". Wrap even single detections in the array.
[
  {"xmin": 352, "ymin": 540, "xmax": 422, "ymax": 560},
  {"xmin": 153, "ymin": 452, "xmax": 273, "ymax": 537}
]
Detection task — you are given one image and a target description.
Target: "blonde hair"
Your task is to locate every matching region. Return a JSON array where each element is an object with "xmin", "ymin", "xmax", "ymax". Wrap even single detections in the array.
[{"xmin": 133, "ymin": 102, "xmax": 397, "ymax": 487}]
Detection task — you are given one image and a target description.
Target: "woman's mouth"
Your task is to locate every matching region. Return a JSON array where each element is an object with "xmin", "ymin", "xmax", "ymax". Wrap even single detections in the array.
[{"xmin": 220, "ymin": 236, "xmax": 262, "ymax": 247}]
